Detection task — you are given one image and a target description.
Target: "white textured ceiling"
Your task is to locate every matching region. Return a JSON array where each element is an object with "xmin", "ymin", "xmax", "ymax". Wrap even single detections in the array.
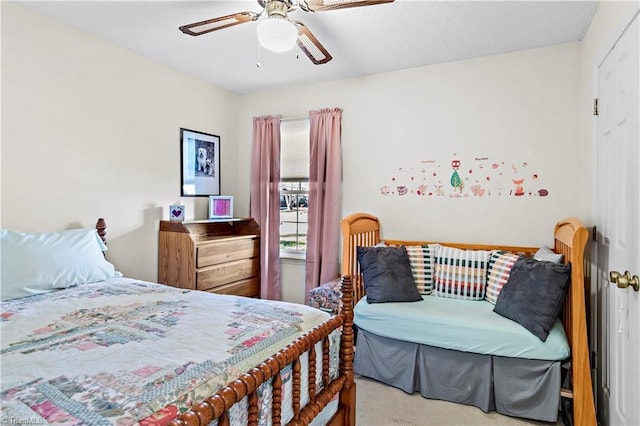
[{"xmin": 15, "ymin": 0, "xmax": 599, "ymax": 94}]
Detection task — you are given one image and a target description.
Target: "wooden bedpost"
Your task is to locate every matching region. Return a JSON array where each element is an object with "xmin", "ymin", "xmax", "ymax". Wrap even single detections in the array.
[
  {"xmin": 340, "ymin": 213, "xmax": 381, "ymax": 304},
  {"xmin": 338, "ymin": 275, "xmax": 356, "ymax": 426},
  {"xmin": 96, "ymin": 218, "xmax": 107, "ymax": 246},
  {"xmin": 555, "ymin": 218, "xmax": 596, "ymax": 426}
]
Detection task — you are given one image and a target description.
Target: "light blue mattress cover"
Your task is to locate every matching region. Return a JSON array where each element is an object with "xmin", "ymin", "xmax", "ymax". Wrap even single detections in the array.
[{"xmin": 354, "ymin": 295, "xmax": 570, "ymax": 361}]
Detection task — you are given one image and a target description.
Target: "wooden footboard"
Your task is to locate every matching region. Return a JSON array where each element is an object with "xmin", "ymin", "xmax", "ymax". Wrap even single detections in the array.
[
  {"xmin": 167, "ymin": 276, "xmax": 356, "ymax": 426},
  {"xmin": 339, "ymin": 212, "xmax": 596, "ymax": 425},
  {"xmin": 95, "ymin": 219, "xmax": 356, "ymax": 426}
]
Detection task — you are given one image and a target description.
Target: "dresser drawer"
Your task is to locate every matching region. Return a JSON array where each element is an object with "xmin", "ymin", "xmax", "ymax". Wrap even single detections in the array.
[
  {"xmin": 196, "ymin": 257, "xmax": 259, "ymax": 291},
  {"xmin": 206, "ymin": 277, "xmax": 260, "ymax": 298},
  {"xmin": 158, "ymin": 219, "xmax": 260, "ymax": 297},
  {"xmin": 197, "ymin": 238, "xmax": 259, "ymax": 268}
]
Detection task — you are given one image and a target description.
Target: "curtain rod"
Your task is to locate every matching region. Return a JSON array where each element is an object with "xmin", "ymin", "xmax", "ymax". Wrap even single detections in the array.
[{"xmin": 281, "ymin": 114, "xmax": 308, "ymax": 121}]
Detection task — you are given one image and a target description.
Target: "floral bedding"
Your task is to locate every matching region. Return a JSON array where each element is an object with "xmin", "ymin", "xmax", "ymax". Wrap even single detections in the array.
[{"xmin": 0, "ymin": 278, "xmax": 337, "ymax": 425}]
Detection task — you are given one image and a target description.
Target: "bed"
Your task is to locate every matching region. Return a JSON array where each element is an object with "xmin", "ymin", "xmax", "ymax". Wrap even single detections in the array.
[
  {"xmin": 340, "ymin": 212, "xmax": 596, "ymax": 425},
  {"xmin": 0, "ymin": 219, "xmax": 356, "ymax": 426}
]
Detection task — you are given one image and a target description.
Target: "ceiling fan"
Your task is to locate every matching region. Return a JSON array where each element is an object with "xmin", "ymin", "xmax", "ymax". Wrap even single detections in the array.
[{"xmin": 179, "ymin": 0, "xmax": 394, "ymax": 65}]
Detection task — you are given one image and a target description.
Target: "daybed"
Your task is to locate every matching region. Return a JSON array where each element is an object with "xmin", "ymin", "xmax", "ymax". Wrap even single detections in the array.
[
  {"xmin": 0, "ymin": 219, "xmax": 357, "ymax": 426},
  {"xmin": 340, "ymin": 212, "xmax": 596, "ymax": 425}
]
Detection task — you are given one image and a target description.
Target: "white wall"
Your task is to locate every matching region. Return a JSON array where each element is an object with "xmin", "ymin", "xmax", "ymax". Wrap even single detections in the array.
[
  {"xmin": 280, "ymin": 258, "xmax": 307, "ymax": 304},
  {"xmin": 237, "ymin": 43, "xmax": 587, "ymax": 302},
  {"xmin": 238, "ymin": 43, "xmax": 587, "ymax": 245},
  {"xmin": 1, "ymin": 4, "xmax": 240, "ymax": 282}
]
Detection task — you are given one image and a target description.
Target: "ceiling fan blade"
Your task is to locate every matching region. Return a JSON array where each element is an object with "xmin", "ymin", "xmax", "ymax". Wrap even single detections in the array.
[
  {"xmin": 299, "ymin": 0, "xmax": 394, "ymax": 12},
  {"xmin": 294, "ymin": 21, "xmax": 332, "ymax": 65},
  {"xmin": 179, "ymin": 11, "xmax": 258, "ymax": 36}
]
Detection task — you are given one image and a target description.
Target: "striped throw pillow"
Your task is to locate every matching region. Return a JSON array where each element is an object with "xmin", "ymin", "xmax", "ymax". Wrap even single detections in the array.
[
  {"xmin": 434, "ymin": 246, "xmax": 491, "ymax": 300},
  {"xmin": 405, "ymin": 244, "xmax": 440, "ymax": 294},
  {"xmin": 485, "ymin": 250, "xmax": 521, "ymax": 304}
]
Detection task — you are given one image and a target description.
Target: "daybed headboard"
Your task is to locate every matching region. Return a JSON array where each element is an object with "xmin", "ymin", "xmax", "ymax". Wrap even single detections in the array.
[
  {"xmin": 553, "ymin": 218, "xmax": 593, "ymax": 424},
  {"xmin": 340, "ymin": 213, "xmax": 381, "ymax": 303},
  {"xmin": 340, "ymin": 212, "xmax": 596, "ymax": 426},
  {"xmin": 339, "ymin": 213, "xmax": 540, "ymax": 305}
]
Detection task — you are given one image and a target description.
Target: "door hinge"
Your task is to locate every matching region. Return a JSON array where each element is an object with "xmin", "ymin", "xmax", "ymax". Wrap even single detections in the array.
[
  {"xmin": 592, "ymin": 225, "xmax": 597, "ymax": 242},
  {"xmin": 593, "ymin": 98, "xmax": 599, "ymax": 116}
]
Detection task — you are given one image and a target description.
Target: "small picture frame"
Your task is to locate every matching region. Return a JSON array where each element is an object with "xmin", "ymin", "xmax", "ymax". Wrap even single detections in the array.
[
  {"xmin": 169, "ymin": 204, "xmax": 185, "ymax": 222},
  {"xmin": 209, "ymin": 196, "xmax": 234, "ymax": 219}
]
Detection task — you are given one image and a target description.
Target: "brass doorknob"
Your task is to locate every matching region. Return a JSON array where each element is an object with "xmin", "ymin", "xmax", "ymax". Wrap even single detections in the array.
[{"xmin": 610, "ymin": 270, "xmax": 640, "ymax": 292}]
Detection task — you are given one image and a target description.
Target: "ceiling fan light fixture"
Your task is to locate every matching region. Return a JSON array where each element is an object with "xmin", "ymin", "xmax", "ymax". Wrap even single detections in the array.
[{"xmin": 257, "ymin": 17, "xmax": 298, "ymax": 53}]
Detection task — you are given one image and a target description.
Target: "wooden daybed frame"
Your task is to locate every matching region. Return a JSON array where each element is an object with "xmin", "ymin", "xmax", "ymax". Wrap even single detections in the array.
[
  {"xmin": 96, "ymin": 219, "xmax": 357, "ymax": 426},
  {"xmin": 340, "ymin": 212, "xmax": 596, "ymax": 426}
]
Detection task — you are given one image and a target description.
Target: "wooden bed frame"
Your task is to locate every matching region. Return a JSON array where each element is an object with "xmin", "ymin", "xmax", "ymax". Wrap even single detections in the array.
[
  {"xmin": 340, "ymin": 212, "xmax": 596, "ymax": 426},
  {"xmin": 95, "ymin": 218, "xmax": 356, "ymax": 426}
]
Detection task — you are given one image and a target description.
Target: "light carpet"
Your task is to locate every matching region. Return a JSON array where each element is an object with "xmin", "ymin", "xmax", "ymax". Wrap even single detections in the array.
[{"xmin": 355, "ymin": 376, "xmax": 563, "ymax": 426}]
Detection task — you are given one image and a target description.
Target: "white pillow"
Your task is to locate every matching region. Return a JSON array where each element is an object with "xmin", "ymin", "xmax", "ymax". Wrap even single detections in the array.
[
  {"xmin": 1, "ymin": 228, "xmax": 118, "ymax": 301},
  {"xmin": 433, "ymin": 246, "xmax": 491, "ymax": 300},
  {"xmin": 485, "ymin": 250, "xmax": 520, "ymax": 304},
  {"xmin": 534, "ymin": 245, "xmax": 564, "ymax": 263},
  {"xmin": 405, "ymin": 244, "xmax": 440, "ymax": 294}
]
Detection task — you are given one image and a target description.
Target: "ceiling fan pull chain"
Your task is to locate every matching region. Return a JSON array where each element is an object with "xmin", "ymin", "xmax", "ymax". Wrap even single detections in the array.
[{"xmin": 257, "ymin": 43, "xmax": 262, "ymax": 68}]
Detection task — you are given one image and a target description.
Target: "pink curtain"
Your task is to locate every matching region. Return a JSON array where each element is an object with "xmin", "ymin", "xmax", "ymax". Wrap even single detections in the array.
[
  {"xmin": 305, "ymin": 108, "xmax": 343, "ymax": 298},
  {"xmin": 250, "ymin": 116, "xmax": 281, "ymax": 300}
]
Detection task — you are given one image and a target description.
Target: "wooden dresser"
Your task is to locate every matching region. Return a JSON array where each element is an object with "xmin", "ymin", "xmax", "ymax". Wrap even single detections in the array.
[{"xmin": 157, "ymin": 218, "xmax": 260, "ymax": 297}]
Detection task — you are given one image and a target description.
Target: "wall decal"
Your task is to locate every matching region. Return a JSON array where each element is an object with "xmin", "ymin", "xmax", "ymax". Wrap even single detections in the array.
[
  {"xmin": 380, "ymin": 154, "xmax": 550, "ymax": 199},
  {"xmin": 450, "ymin": 159, "xmax": 463, "ymax": 195}
]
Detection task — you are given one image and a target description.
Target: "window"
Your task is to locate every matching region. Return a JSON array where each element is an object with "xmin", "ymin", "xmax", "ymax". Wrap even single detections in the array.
[
  {"xmin": 280, "ymin": 118, "xmax": 310, "ymax": 256},
  {"xmin": 279, "ymin": 179, "xmax": 308, "ymax": 252}
]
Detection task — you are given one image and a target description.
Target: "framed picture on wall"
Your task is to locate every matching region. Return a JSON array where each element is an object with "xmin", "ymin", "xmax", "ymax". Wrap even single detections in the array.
[
  {"xmin": 180, "ymin": 128, "xmax": 220, "ymax": 196},
  {"xmin": 209, "ymin": 196, "xmax": 234, "ymax": 219}
]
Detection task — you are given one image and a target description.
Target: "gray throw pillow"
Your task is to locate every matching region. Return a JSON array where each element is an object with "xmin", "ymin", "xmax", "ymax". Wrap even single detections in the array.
[
  {"xmin": 534, "ymin": 245, "xmax": 564, "ymax": 263},
  {"xmin": 493, "ymin": 257, "xmax": 571, "ymax": 341},
  {"xmin": 357, "ymin": 246, "xmax": 423, "ymax": 304}
]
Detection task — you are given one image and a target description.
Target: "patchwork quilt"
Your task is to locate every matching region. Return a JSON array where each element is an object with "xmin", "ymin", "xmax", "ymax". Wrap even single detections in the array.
[{"xmin": 0, "ymin": 278, "xmax": 337, "ymax": 425}]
